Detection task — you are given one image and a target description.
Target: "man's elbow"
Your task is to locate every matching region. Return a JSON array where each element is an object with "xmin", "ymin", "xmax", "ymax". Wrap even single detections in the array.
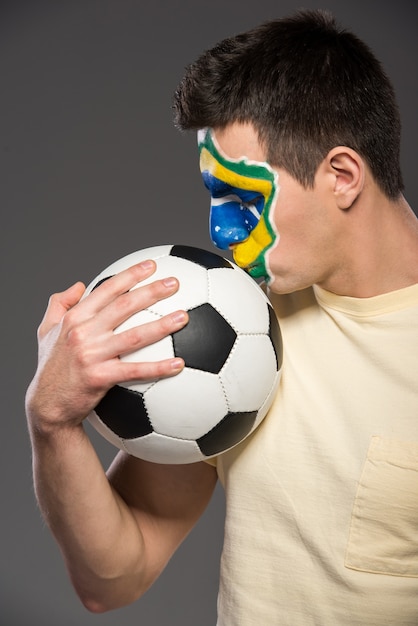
[
  {"xmin": 77, "ymin": 586, "xmax": 146, "ymax": 614},
  {"xmin": 81, "ymin": 595, "xmax": 111, "ymax": 614},
  {"xmin": 72, "ymin": 573, "xmax": 150, "ymax": 614}
]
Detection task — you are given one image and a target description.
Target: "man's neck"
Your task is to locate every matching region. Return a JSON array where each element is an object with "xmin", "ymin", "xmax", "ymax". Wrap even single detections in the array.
[{"xmin": 318, "ymin": 195, "xmax": 418, "ymax": 298}]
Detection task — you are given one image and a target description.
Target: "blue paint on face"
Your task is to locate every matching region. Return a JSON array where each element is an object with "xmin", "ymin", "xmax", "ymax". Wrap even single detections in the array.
[
  {"xmin": 202, "ymin": 170, "xmax": 265, "ymax": 250},
  {"xmin": 198, "ymin": 127, "xmax": 279, "ymax": 280}
]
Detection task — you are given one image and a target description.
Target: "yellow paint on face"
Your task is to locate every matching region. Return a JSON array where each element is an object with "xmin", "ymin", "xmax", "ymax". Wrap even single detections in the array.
[
  {"xmin": 199, "ymin": 147, "xmax": 273, "ymax": 198},
  {"xmin": 232, "ymin": 216, "xmax": 273, "ymax": 269}
]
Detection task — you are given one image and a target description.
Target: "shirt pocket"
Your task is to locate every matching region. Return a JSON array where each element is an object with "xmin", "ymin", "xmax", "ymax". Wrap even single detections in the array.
[{"xmin": 345, "ymin": 436, "xmax": 418, "ymax": 577}]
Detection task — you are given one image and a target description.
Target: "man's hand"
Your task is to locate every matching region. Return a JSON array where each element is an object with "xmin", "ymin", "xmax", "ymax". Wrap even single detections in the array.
[{"xmin": 26, "ymin": 259, "xmax": 188, "ymax": 434}]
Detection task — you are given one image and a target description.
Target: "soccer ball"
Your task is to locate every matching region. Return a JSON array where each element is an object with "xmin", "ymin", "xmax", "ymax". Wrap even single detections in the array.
[{"xmin": 85, "ymin": 245, "xmax": 283, "ymax": 464}]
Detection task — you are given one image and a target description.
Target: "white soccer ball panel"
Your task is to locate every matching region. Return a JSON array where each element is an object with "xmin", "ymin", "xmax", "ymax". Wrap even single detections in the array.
[
  {"xmin": 115, "ymin": 309, "xmax": 160, "ymax": 336},
  {"xmin": 143, "ymin": 255, "xmax": 209, "ymax": 315},
  {"xmin": 120, "ymin": 331, "xmax": 174, "ymax": 366},
  {"xmin": 84, "ymin": 245, "xmax": 173, "ymax": 292},
  {"xmin": 116, "ymin": 311, "xmax": 174, "ymax": 393},
  {"xmin": 220, "ymin": 335, "xmax": 279, "ymax": 412},
  {"xmin": 118, "ymin": 338, "xmax": 174, "ymax": 395},
  {"xmin": 208, "ymin": 268, "xmax": 270, "ymax": 334},
  {"xmin": 85, "ymin": 246, "xmax": 209, "ymax": 315},
  {"xmin": 144, "ymin": 369, "xmax": 228, "ymax": 439},
  {"xmin": 123, "ymin": 431, "xmax": 204, "ymax": 464}
]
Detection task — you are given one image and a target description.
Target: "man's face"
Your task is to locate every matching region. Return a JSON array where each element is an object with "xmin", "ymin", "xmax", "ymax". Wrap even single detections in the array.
[
  {"xmin": 198, "ymin": 124, "xmax": 340, "ymax": 294},
  {"xmin": 198, "ymin": 127, "xmax": 279, "ymax": 282}
]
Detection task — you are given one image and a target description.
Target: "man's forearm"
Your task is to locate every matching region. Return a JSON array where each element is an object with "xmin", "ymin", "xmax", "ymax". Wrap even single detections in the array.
[{"xmin": 29, "ymin": 423, "xmax": 148, "ymax": 612}]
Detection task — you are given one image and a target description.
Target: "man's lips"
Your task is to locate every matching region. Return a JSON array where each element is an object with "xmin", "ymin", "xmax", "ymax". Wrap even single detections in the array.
[{"xmin": 232, "ymin": 254, "xmax": 265, "ymax": 278}]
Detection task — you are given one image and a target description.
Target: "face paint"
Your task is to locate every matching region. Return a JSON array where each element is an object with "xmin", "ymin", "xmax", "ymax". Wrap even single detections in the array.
[{"xmin": 198, "ymin": 128, "xmax": 279, "ymax": 281}]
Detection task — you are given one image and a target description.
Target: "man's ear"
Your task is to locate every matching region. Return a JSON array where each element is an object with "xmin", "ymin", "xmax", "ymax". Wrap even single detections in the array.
[{"xmin": 326, "ymin": 147, "xmax": 365, "ymax": 209}]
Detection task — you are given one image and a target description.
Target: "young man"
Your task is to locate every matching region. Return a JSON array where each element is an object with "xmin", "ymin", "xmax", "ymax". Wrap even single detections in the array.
[{"xmin": 26, "ymin": 9, "xmax": 418, "ymax": 625}]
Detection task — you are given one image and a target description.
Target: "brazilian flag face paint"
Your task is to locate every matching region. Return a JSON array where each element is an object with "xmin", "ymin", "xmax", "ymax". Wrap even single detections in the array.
[{"xmin": 198, "ymin": 128, "xmax": 279, "ymax": 281}]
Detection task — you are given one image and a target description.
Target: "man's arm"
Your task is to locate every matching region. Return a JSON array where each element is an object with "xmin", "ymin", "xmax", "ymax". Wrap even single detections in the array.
[
  {"xmin": 26, "ymin": 262, "xmax": 218, "ymax": 613},
  {"xmin": 30, "ymin": 426, "xmax": 217, "ymax": 613}
]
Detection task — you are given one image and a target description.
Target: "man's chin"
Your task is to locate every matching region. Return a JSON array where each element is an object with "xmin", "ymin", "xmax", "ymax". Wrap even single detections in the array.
[
  {"xmin": 233, "ymin": 264, "xmax": 267, "ymax": 282},
  {"xmin": 232, "ymin": 252, "xmax": 268, "ymax": 281}
]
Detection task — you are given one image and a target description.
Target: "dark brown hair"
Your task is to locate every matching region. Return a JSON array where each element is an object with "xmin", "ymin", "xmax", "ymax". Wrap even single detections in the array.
[{"xmin": 173, "ymin": 9, "xmax": 403, "ymax": 198}]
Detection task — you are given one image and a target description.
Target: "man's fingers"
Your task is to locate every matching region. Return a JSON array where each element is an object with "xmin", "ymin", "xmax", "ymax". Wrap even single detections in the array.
[
  {"xmin": 99, "ymin": 309, "xmax": 189, "ymax": 363},
  {"xmin": 79, "ymin": 261, "xmax": 158, "ymax": 316}
]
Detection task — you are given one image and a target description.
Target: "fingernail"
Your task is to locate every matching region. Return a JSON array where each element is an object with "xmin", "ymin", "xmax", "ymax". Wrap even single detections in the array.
[
  {"xmin": 170, "ymin": 358, "xmax": 184, "ymax": 371},
  {"xmin": 140, "ymin": 260, "xmax": 154, "ymax": 270},
  {"xmin": 171, "ymin": 310, "xmax": 187, "ymax": 324},
  {"xmin": 163, "ymin": 277, "xmax": 177, "ymax": 288}
]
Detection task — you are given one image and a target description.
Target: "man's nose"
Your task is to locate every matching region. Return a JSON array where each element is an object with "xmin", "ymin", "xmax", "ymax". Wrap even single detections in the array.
[{"xmin": 210, "ymin": 201, "xmax": 258, "ymax": 249}]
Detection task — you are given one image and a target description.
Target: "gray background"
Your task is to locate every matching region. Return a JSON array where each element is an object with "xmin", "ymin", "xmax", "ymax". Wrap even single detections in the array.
[{"xmin": 1, "ymin": 1, "xmax": 417, "ymax": 624}]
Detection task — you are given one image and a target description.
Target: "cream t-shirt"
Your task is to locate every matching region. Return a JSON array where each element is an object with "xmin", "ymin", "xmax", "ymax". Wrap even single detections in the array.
[{"xmin": 214, "ymin": 284, "xmax": 418, "ymax": 625}]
